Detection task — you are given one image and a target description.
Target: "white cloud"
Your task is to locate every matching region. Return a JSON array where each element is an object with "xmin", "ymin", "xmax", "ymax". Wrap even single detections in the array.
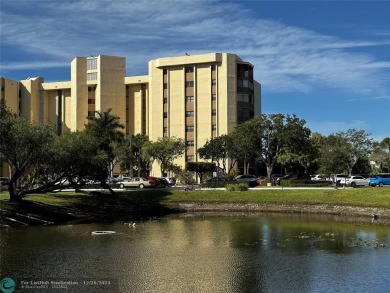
[{"xmin": 1, "ymin": 0, "xmax": 389, "ymax": 98}]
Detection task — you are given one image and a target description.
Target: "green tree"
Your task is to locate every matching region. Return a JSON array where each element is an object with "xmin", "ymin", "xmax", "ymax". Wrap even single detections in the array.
[
  {"xmin": 275, "ymin": 115, "xmax": 312, "ymax": 173},
  {"xmin": 254, "ymin": 114, "xmax": 310, "ymax": 180},
  {"xmin": 116, "ymin": 134, "xmax": 150, "ymax": 177},
  {"xmin": 143, "ymin": 137, "xmax": 186, "ymax": 176},
  {"xmin": 53, "ymin": 130, "xmax": 103, "ymax": 191},
  {"xmin": 371, "ymin": 137, "xmax": 390, "ymax": 172},
  {"xmin": 317, "ymin": 134, "xmax": 350, "ymax": 179},
  {"xmin": 116, "ymin": 138, "xmax": 136, "ymax": 176},
  {"xmin": 306, "ymin": 132, "xmax": 326, "ymax": 173},
  {"xmin": 337, "ymin": 129, "xmax": 373, "ymax": 175},
  {"xmin": 197, "ymin": 135, "xmax": 238, "ymax": 175},
  {"xmin": 0, "ymin": 113, "xmax": 57, "ymax": 201},
  {"xmin": 231, "ymin": 119, "xmax": 262, "ymax": 175},
  {"xmin": 85, "ymin": 109, "xmax": 125, "ymax": 179},
  {"xmin": 186, "ymin": 162, "xmax": 216, "ymax": 183},
  {"xmin": 131, "ymin": 134, "xmax": 150, "ymax": 176}
]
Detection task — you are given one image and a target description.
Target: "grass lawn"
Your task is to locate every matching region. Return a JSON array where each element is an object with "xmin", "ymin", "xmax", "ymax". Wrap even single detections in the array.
[
  {"xmin": 2, "ymin": 187, "xmax": 388, "ymax": 209},
  {"xmin": 126, "ymin": 187, "xmax": 390, "ymax": 209}
]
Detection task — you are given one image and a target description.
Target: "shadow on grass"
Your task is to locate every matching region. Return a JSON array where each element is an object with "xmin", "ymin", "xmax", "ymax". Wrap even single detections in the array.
[{"xmin": 0, "ymin": 188, "xmax": 181, "ymax": 227}]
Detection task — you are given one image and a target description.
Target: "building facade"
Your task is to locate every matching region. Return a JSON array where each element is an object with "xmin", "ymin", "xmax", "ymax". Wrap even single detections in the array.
[{"xmin": 1, "ymin": 53, "xmax": 261, "ymax": 177}]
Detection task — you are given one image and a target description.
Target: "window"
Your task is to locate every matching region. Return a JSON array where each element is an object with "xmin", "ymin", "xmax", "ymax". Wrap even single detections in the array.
[
  {"xmin": 163, "ymin": 83, "xmax": 168, "ymax": 89},
  {"xmin": 163, "ymin": 98, "xmax": 168, "ymax": 104},
  {"xmin": 211, "ymin": 79, "xmax": 216, "ymax": 85},
  {"xmin": 186, "ymin": 140, "xmax": 194, "ymax": 146},
  {"xmin": 163, "ymin": 112, "xmax": 168, "ymax": 118},
  {"xmin": 88, "ymin": 111, "xmax": 95, "ymax": 117},
  {"xmin": 87, "ymin": 58, "xmax": 97, "ymax": 70},
  {"xmin": 163, "ymin": 127, "xmax": 168, "ymax": 133},
  {"xmin": 186, "ymin": 126, "xmax": 194, "ymax": 132},
  {"xmin": 186, "ymin": 155, "xmax": 194, "ymax": 161},
  {"xmin": 88, "ymin": 86, "xmax": 96, "ymax": 92},
  {"xmin": 211, "ymin": 64, "xmax": 216, "ymax": 71},
  {"xmin": 185, "ymin": 96, "xmax": 194, "ymax": 103},
  {"xmin": 237, "ymin": 94, "xmax": 249, "ymax": 102},
  {"xmin": 238, "ymin": 79, "xmax": 254, "ymax": 90},
  {"xmin": 212, "ymin": 125, "xmax": 217, "ymax": 131},
  {"xmin": 186, "ymin": 81, "xmax": 194, "ymax": 87},
  {"xmin": 211, "ymin": 109, "xmax": 216, "ymax": 116},
  {"xmin": 185, "ymin": 66, "xmax": 194, "ymax": 73},
  {"xmin": 186, "ymin": 111, "xmax": 194, "ymax": 117},
  {"xmin": 163, "ymin": 68, "xmax": 168, "ymax": 75},
  {"xmin": 211, "ymin": 94, "xmax": 217, "ymax": 100},
  {"xmin": 88, "ymin": 99, "xmax": 95, "ymax": 104},
  {"xmin": 87, "ymin": 72, "xmax": 97, "ymax": 81}
]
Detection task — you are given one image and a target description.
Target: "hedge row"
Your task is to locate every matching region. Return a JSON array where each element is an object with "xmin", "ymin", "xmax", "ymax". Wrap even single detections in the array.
[{"xmin": 200, "ymin": 179, "xmax": 332, "ymax": 188}]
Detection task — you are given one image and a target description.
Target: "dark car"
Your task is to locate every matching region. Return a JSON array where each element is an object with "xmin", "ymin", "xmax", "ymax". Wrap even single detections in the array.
[
  {"xmin": 206, "ymin": 177, "xmax": 227, "ymax": 182},
  {"xmin": 157, "ymin": 177, "xmax": 170, "ymax": 188},
  {"xmin": 279, "ymin": 173, "xmax": 311, "ymax": 181},
  {"xmin": 0, "ymin": 177, "xmax": 10, "ymax": 186},
  {"xmin": 161, "ymin": 177, "xmax": 176, "ymax": 186}
]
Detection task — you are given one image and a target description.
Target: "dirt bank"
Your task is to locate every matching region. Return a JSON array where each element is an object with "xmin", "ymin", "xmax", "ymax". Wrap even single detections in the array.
[
  {"xmin": 2, "ymin": 199, "xmax": 390, "ymax": 228},
  {"xmin": 173, "ymin": 202, "xmax": 390, "ymax": 224}
]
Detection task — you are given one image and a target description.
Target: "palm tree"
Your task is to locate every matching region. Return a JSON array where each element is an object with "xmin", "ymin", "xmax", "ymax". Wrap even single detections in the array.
[
  {"xmin": 85, "ymin": 109, "xmax": 125, "ymax": 190},
  {"xmin": 86, "ymin": 109, "xmax": 125, "ymax": 151}
]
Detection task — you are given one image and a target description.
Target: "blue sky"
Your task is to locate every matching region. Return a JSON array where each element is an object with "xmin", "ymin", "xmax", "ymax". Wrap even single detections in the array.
[{"xmin": 1, "ymin": 0, "xmax": 389, "ymax": 141}]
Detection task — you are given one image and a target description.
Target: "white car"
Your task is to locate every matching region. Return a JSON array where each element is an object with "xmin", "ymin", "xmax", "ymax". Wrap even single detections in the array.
[
  {"xmin": 312, "ymin": 175, "xmax": 326, "ymax": 181},
  {"xmin": 333, "ymin": 174, "xmax": 349, "ymax": 185},
  {"xmin": 345, "ymin": 176, "xmax": 369, "ymax": 187},
  {"xmin": 118, "ymin": 177, "xmax": 154, "ymax": 189}
]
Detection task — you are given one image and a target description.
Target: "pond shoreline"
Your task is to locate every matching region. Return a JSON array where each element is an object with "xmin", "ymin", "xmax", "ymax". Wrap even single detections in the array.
[
  {"xmin": 172, "ymin": 202, "xmax": 390, "ymax": 224},
  {"xmin": 2, "ymin": 197, "xmax": 390, "ymax": 228}
]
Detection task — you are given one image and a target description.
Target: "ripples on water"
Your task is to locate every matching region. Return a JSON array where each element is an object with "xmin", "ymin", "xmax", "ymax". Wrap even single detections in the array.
[{"xmin": 1, "ymin": 213, "xmax": 389, "ymax": 293}]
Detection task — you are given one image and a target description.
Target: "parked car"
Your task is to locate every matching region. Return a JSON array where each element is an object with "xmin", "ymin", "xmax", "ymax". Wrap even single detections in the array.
[
  {"xmin": 270, "ymin": 174, "xmax": 283, "ymax": 181},
  {"xmin": 345, "ymin": 176, "xmax": 370, "ymax": 187},
  {"xmin": 161, "ymin": 177, "xmax": 176, "ymax": 186},
  {"xmin": 311, "ymin": 175, "xmax": 326, "ymax": 181},
  {"xmin": 369, "ymin": 173, "xmax": 390, "ymax": 187},
  {"xmin": 234, "ymin": 175, "xmax": 257, "ymax": 182},
  {"xmin": 110, "ymin": 177, "xmax": 123, "ymax": 183},
  {"xmin": 54, "ymin": 178, "xmax": 71, "ymax": 188},
  {"xmin": 157, "ymin": 177, "xmax": 170, "ymax": 188},
  {"xmin": 118, "ymin": 177, "xmax": 156, "ymax": 189},
  {"xmin": 279, "ymin": 173, "xmax": 311, "ymax": 181},
  {"xmin": 0, "ymin": 177, "xmax": 10, "ymax": 186},
  {"xmin": 206, "ymin": 177, "xmax": 227, "ymax": 182},
  {"xmin": 333, "ymin": 174, "xmax": 349, "ymax": 185}
]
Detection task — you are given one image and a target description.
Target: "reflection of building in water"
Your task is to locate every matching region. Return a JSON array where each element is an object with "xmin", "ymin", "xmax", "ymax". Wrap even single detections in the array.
[{"xmin": 132, "ymin": 217, "xmax": 271, "ymax": 292}]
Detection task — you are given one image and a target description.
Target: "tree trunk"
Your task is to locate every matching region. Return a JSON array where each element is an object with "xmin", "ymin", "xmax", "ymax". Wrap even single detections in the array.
[
  {"xmin": 8, "ymin": 182, "xmax": 22, "ymax": 202},
  {"xmin": 266, "ymin": 165, "xmax": 272, "ymax": 181}
]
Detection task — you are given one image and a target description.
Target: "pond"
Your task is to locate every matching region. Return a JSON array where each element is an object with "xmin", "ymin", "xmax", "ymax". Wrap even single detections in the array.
[{"xmin": 1, "ymin": 213, "xmax": 389, "ymax": 293}]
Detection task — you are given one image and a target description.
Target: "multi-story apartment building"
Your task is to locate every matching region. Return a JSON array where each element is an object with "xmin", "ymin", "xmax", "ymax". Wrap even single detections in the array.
[{"xmin": 1, "ymin": 53, "xmax": 261, "ymax": 177}]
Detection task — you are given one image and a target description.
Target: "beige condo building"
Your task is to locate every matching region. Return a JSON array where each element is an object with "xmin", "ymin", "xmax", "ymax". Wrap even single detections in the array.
[{"xmin": 1, "ymin": 53, "xmax": 261, "ymax": 177}]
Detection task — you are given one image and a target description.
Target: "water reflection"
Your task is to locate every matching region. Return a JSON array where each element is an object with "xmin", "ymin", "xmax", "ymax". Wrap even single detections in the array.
[{"xmin": 1, "ymin": 213, "xmax": 389, "ymax": 293}]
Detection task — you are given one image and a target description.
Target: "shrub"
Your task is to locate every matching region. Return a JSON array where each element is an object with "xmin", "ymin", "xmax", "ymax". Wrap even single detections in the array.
[
  {"xmin": 237, "ymin": 182, "xmax": 248, "ymax": 191},
  {"xmin": 279, "ymin": 179, "xmax": 332, "ymax": 187},
  {"xmin": 225, "ymin": 182, "xmax": 248, "ymax": 192},
  {"xmin": 225, "ymin": 184, "xmax": 236, "ymax": 191}
]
